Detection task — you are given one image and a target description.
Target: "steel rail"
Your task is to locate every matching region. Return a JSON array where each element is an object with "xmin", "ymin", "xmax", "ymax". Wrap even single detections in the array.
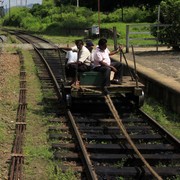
[
  {"xmin": 104, "ymin": 94, "xmax": 163, "ymax": 180},
  {"xmin": 139, "ymin": 109, "xmax": 180, "ymax": 147},
  {"xmin": 9, "ymin": 51, "xmax": 27, "ymax": 180},
  {"xmin": 67, "ymin": 110, "xmax": 98, "ymax": 180},
  {"xmin": 13, "ymin": 32, "xmax": 98, "ymax": 179},
  {"xmin": 10, "ymin": 31, "xmax": 180, "ymax": 179},
  {"xmin": 75, "ymin": 84, "xmax": 163, "ymax": 179},
  {"xmin": 33, "ymin": 46, "xmax": 63, "ymax": 100},
  {"xmin": 14, "ymin": 33, "xmax": 63, "ymax": 100}
]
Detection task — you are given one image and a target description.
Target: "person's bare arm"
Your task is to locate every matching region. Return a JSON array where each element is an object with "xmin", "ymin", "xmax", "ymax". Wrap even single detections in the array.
[
  {"xmin": 99, "ymin": 60, "xmax": 117, "ymax": 72},
  {"xmin": 109, "ymin": 45, "xmax": 124, "ymax": 56},
  {"xmin": 59, "ymin": 47, "xmax": 72, "ymax": 51}
]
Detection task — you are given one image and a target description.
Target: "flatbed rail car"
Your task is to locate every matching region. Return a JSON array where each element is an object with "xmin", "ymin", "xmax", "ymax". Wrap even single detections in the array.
[{"xmin": 62, "ymin": 66, "xmax": 145, "ymax": 108}]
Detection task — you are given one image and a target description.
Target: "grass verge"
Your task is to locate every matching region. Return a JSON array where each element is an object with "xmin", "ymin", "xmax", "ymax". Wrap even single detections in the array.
[
  {"xmin": 22, "ymin": 50, "xmax": 77, "ymax": 179},
  {"xmin": 142, "ymin": 98, "xmax": 180, "ymax": 139}
]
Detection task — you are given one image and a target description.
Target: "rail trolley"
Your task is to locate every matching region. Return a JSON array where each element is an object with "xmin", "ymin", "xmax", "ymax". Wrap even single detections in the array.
[{"xmin": 62, "ymin": 58, "xmax": 145, "ymax": 108}]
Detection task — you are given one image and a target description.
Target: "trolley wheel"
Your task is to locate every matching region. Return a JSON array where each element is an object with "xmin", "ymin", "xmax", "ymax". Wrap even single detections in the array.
[
  {"xmin": 125, "ymin": 90, "xmax": 145, "ymax": 108},
  {"xmin": 136, "ymin": 90, "xmax": 144, "ymax": 108}
]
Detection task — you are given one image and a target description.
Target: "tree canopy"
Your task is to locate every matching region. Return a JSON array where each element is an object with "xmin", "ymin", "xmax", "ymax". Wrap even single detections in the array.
[{"xmin": 54, "ymin": 0, "xmax": 163, "ymax": 11}]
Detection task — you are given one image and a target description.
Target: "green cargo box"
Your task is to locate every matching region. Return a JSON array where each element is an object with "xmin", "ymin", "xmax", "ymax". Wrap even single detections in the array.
[{"xmin": 79, "ymin": 71, "xmax": 104, "ymax": 86}]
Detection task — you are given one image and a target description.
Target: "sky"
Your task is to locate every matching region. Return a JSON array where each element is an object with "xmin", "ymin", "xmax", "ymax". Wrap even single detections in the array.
[{"xmin": 1, "ymin": 0, "xmax": 42, "ymax": 8}]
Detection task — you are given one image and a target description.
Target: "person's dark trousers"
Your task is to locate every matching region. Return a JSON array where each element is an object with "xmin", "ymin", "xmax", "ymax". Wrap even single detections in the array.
[
  {"xmin": 111, "ymin": 61, "xmax": 123, "ymax": 80},
  {"xmin": 67, "ymin": 63, "xmax": 91, "ymax": 82},
  {"xmin": 93, "ymin": 66, "xmax": 111, "ymax": 87},
  {"xmin": 78, "ymin": 64, "xmax": 91, "ymax": 72},
  {"xmin": 67, "ymin": 63, "xmax": 90, "ymax": 76}
]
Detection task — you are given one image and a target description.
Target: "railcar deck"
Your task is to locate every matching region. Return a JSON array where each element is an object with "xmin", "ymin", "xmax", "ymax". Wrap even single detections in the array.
[{"xmin": 64, "ymin": 76, "xmax": 144, "ymax": 96}]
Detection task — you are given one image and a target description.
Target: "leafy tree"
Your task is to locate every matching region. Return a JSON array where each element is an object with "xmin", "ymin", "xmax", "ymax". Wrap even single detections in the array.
[
  {"xmin": 30, "ymin": 4, "xmax": 53, "ymax": 18},
  {"xmin": 57, "ymin": 0, "xmax": 163, "ymax": 12},
  {"xmin": 21, "ymin": 16, "xmax": 43, "ymax": 31},
  {"xmin": 3, "ymin": 7, "xmax": 29, "ymax": 27},
  {"xmin": 152, "ymin": 0, "xmax": 180, "ymax": 50}
]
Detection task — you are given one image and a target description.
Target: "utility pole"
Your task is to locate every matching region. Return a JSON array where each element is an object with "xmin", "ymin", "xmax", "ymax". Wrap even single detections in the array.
[
  {"xmin": 9, "ymin": 0, "xmax": 10, "ymax": 19},
  {"xmin": 98, "ymin": 0, "xmax": 100, "ymax": 36}
]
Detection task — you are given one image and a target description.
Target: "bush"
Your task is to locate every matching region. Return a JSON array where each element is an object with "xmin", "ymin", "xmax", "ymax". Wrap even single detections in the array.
[
  {"xmin": 21, "ymin": 16, "xmax": 43, "ymax": 31},
  {"xmin": 123, "ymin": 7, "xmax": 151, "ymax": 23},
  {"xmin": 61, "ymin": 13, "xmax": 92, "ymax": 29},
  {"xmin": 3, "ymin": 7, "xmax": 29, "ymax": 27},
  {"xmin": 91, "ymin": 12, "xmax": 107, "ymax": 24},
  {"xmin": 43, "ymin": 22, "xmax": 63, "ymax": 35},
  {"xmin": 151, "ymin": 0, "xmax": 180, "ymax": 50},
  {"xmin": 98, "ymin": 7, "xmax": 154, "ymax": 23},
  {"xmin": 1, "ymin": 5, "xmax": 158, "ymax": 36}
]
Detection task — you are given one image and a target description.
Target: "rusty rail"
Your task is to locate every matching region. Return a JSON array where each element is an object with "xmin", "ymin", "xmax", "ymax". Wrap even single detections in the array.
[{"xmin": 9, "ymin": 51, "xmax": 27, "ymax": 180}]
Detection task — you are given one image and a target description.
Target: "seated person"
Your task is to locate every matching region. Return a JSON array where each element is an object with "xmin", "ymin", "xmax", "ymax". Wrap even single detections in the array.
[
  {"xmin": 65, "ymin": 50, "xmax": 78, "ymax": 78},
  {"xmin": 85, "ymin": 40, "xmax": 95, "ymax": 67},
  {"xmin": 93, "ymin": 38, "xmax": 123, "ymax": 91},
  {"xmin": 60, "ymin": 39, "xmax": 92, "ymax": 85}
]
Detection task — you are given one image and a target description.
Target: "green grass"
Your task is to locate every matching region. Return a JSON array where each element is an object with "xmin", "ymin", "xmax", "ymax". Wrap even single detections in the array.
[
  {"xmin": 142, "ymin": 98, "xmax": 180, "ymax": 139},
  {"xmin": 41, "ymin": 22, "xmax": 157, "ymax": 49},
  {"xmin": 2, "ymin": 22, "xmax": 158, "ymax": 49},
  {"xmin": 22, "ymin": 49, "xmax": 78, "ymax": 179},
  {"xmin": 101, "ymin": 22, "xmax": 157, "ymax": 46},
  {"xmin": 22, "ymin": 49, "xmax": 52, "ymax": 179}
]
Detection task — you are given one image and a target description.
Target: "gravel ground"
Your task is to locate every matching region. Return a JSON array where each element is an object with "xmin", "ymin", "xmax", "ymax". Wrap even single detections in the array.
[
  {"xmin": 0, "ymin": 52, "xmax": 19, "ymax": 179},
  {"xmin": 124, "ymin": 47, "xmax": 180, "ymax": 83}
]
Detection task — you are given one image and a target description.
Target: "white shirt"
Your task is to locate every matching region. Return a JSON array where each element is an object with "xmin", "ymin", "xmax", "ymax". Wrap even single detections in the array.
[
  {"xmin": 90, "ymin": 49, "xmax": 95, "ymax": 63},
  {"xmin": 72, "ymin": 46, "xmax": 91, "ymax": 66},
  {"xmin": 66, "ymin": 51, "xmax": 78, "ymax": 64},
  {"xmin": 93, "ymin": 47, "xmax": 111, "ymax": 67}
]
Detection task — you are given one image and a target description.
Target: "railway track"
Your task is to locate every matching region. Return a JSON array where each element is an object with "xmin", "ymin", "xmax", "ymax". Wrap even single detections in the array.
[
  {"xmin": 9, "ymin": 50, "xmax": 27, "ymax": 180},
  {"xmin": 7, "ymin": 30, "xmax": 180, "ymax": 179}
]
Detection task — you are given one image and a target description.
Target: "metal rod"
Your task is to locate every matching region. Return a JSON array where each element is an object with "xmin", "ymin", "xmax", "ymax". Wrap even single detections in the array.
[
  {"xmin": 131, "ymin": 45, "xmax": 139, "ymax": 87},
  {"xmin": 98, "ymin": 0, "xmax": 100, "ymax": 37}
]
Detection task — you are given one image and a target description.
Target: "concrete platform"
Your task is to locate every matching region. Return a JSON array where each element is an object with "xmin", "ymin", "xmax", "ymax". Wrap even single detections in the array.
[{"xmin": 112, "ymin": 53, "xmax": 180, "ymax": 114}]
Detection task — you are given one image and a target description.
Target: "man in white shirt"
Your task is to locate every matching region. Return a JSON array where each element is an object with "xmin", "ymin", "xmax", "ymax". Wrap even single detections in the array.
[
  {"xmin": 85, "ymin": 40, "xmax": 95, "ymax": 67},
  {"xmin": 65, "ymin": 50, "xmax": 78, "ymax": 78},
  {"xmin": 60, "ymin": 39, "xmax": 91, "ymax": 84},
  {"xmin": 66, "ymin": 50, "xmax": 78, "ymax": 64},
  {"xmin": 93, "ymin": 38, "xmax": 123, "ymax": 91}
]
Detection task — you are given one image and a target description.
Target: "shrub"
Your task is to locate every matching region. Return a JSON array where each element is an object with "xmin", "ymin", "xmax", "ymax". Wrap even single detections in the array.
[
  {"xmin": 122, "ymin": 7, "xmax": 150, "ymax": 23},
  {"xmin": 3, "ymin": 7, "xmax": 29, "ymax": 27},
  {"xmin": 91, "ymin": 12, "xmax": 107, "ymax": 24},
  {"xmin": 151, "ymin": 0, "xmax": 180, "ymax": 50},
  {"xmin": 161, "ymin": 0, "xmax": 180, "ymax": 49},
  {"xmin": 44, "ymin": 22, "xmax": 63, "ymax": 35},
  {"xmin": 99, "ymin": 7, "xmax": 153, "ymax": 23},
  {"xmin": 61, "ymin": 13, "xmax": 92, "ymax": 29},
  {"xmin": 21, "ymin": 16, "xmax": 43, "ymax": 31}
]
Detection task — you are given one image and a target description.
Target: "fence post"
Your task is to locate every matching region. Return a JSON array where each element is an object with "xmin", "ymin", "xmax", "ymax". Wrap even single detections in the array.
[
  {"xmin": 156, "ymin": 5, "xmax": 161, "ymax": 51},
  {"xmin": 126, "ymin": 25, "xmax": 129, "ymax": 53},
  {"xmin": 113, "ymin": 27, "xmax": 117, "ymax": 50}
]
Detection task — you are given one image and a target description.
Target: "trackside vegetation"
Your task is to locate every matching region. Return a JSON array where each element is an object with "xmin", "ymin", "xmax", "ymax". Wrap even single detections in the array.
[
  {"xmin": 142, "ymin": 98, "xmax": 180, "ymax": 139},
  {"xmin": 1, "ymin": 5, "xmax": 155, "ymax": 32},
  {"xmin": 0, "ymin": 0, "xmax": 179, "ymax": 49},
  {"xmin": 21, "ymin": 49, "xmax": 78, "ymax": 179}
]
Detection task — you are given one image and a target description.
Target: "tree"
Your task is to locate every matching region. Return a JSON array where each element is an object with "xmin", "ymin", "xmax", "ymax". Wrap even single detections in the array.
[
  {"xmin": 71, "ymin": 0, "xmax": 163, "ymax": 12},
  {"xmin": 157, "ymin": 0, "xmax": 180, "ymax": 50}
]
